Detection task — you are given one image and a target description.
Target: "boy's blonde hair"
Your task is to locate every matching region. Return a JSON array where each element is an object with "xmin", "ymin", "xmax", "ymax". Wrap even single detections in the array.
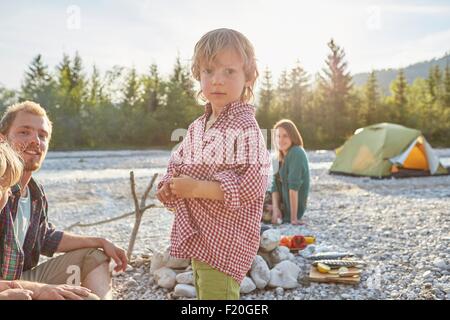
[
  {"xmin": 0, "ymin": 140, "xmax": 23, "ymax": 189},
  {"xmin": 0, "ymin": 101, "xmax": 53, "ymax": 138},
  {"xmin": 191, "ymin": 28, "xmax": 259, "ymax": 103}
]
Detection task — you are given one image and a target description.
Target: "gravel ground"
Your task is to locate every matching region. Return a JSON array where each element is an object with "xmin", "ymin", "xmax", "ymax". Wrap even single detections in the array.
[{"xmin": 36, "ymin": 149, "xmax": 450, "ymax": 300}]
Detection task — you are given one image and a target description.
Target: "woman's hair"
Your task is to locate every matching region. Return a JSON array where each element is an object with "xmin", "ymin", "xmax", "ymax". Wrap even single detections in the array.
[
  {"xmin": 273, "ymin": 119, "xmax": 304, "ymax": 161},
  {"xmin": 0, "ymin": 140, "xmax": 23, "ymax": 189},
  {"xmin": 191, "ymin": 28, "xmax": 259, "ymax": 103}
]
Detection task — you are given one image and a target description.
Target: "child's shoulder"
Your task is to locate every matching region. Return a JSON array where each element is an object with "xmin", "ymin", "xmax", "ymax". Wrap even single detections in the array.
[
  {"xmin": 187, "ymin": 114, "xmax": 207, "ymax": 129},
  {"xmin": 229, "ymin": 103, "xmax": 259, "ymax": 129}
]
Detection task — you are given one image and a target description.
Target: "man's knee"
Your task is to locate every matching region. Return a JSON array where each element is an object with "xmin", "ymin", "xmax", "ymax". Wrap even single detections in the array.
[
  {"xmin": 83, "ymin": 292, "xmax": 101, "ymax": 300},
  {"xmin": 81, "ymin": 248, "xmax": 110, "ymax": 277}
]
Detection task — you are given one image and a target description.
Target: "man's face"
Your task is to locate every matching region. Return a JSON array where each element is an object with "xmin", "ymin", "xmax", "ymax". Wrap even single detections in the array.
[{"xmin": 6, "ymin": 111, "xmax": 50, "ymax": 172}]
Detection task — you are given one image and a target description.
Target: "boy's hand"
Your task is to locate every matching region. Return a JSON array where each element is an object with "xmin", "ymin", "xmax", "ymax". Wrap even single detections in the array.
[
  {"xmin": 169, "ymin": 175, "xmax": 199, "ymax": 199},
  {"xmin": 156, "ymin": 182, "xmax": 177, "ymax": 203}
]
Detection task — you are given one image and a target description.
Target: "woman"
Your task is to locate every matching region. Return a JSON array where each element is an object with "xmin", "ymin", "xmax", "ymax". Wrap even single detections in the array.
[{"xmin": 269, "ymin": 119, "xmax": 310, "ymax": 225}]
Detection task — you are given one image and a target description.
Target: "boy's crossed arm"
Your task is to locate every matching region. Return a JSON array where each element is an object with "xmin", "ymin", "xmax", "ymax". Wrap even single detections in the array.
[{"xmin": 168, "ymin": 175, "xmax": 224, "ymax": 201}]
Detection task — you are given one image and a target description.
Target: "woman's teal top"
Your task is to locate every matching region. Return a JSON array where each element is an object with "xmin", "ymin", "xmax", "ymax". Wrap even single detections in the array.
[{"xmin": 269, "ymin": 145, "xmax": 310, "ymax": 222}]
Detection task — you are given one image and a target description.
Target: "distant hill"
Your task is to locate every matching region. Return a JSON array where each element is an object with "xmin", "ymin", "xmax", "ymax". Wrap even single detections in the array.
[{"xmin": 353, "ymin": 53, "xmax": 450, "ymax": 95}]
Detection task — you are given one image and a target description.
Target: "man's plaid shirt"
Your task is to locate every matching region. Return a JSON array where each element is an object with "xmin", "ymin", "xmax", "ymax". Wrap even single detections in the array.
[{"xmin": 0, "ymin": 178, "xmax": 63, "ymax": 280}]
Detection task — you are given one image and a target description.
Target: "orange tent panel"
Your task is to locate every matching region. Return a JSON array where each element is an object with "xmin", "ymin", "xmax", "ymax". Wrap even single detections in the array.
[{"xmin": 403, "ymin": 143, "xmax": 429, "ymax": 170}]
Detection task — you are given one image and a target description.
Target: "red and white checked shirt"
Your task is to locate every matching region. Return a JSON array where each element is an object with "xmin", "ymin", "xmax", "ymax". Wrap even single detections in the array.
[{"xmin": 158, "ymin": 101, "xmax": 270, "ymax": 283}]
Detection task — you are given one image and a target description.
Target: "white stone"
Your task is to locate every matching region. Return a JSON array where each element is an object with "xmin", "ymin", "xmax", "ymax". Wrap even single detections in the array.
[
  {"xmin": 154, "ymin": 267, "xmax": 177, "ymax": 289},
  {"xmin": 150, "ymin": 251, "xmax": 167, "ymax": 274},
  {"xmin": 260, "ymin": 229, "xmax": 281, "ymax": 252},
  {"xmin": 423, "ymin": 270, "xmax": 433, "ymax": 278},
  {"xmin": 164, "ymin": 248, "xmax": 191, "ymax": 269},
  {"xmin": 268, "ymin": 260, "xmax": 300, "ymax": 289},
  {"xmin": 257, "ymin": 250, "xmax": 274, "ymax": 268},
  {"xmin": 166, "ymin": 257, "xmax": 191, "ymax": 269},
  {"xmin": 125, "ymin": 279, "xmax": 138, "ymax": 287},
  {"xmin": 240, "ymin": 277, "xmax": 257, "ymax": 294},
  {"xmin": 250, "ymin": 255, "xmax": 270, "ymax": 289},
  {"xmin": 433, "ymin": 258, "xmax": 448, "ymax": 270},
  {"xmin": 270, "ymin": 246, "xmax": 291, "ymax": 264},
  {"xmin": 176, "ymin": 271, "xmax": 194, "ymax": 285},
  {"xmin": 174, "ymin": 284, "xmax": 197, "ymax": 298}
]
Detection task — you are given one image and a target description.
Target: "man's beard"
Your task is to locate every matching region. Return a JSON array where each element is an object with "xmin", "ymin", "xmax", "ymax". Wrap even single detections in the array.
[
  {"xmin": 24, "ymin": 159, "xmax": 42, "ymax": 171},
  {"xmin": 20, "ymin": 144, "xmax": 44, "ymax": 172},
  {"xmin": 24, "ymin": 162, "xmax": 41, "ymax": 171}
]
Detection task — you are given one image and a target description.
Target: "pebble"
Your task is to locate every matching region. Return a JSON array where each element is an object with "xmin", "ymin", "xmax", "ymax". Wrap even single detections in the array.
[
  {"xmin": 275, "ymin": 287, "xmax": 284, "ymax": 296},
  {"xmin": 433, "ymin": 258, "xmax": 447, "ymax": 270}
]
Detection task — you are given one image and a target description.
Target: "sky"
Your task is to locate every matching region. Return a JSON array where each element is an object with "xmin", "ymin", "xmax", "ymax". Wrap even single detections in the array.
[{"xmin": 1, "ymin": 0, "xmax": 450, "ymax": 90}]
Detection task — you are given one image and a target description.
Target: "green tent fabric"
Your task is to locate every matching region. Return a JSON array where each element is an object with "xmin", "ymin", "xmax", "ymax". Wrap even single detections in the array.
[{"xmin": 330, "ymin": 122, "xmax": 448, "ymax": 178}]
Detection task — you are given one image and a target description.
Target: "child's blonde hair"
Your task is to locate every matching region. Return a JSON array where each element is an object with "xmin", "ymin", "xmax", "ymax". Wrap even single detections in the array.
[
  {"xmin": 191, "ymin": 28, "xmax": 259, "ymax": 103},
  {"xmin": 0, "ymin": 140, "xmax": 23, "ymax": 189}
]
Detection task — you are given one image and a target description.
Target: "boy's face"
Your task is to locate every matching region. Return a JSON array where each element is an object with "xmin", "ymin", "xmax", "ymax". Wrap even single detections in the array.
[
  {"xmin": 6, "ymin": 111, "xmax": 50, "ymax": 172},
  {"xmin": 200, "ymin": 48, "xmax": 252, "ymax": 110}
]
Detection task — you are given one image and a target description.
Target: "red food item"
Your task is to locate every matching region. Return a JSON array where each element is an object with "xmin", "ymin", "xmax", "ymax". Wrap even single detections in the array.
[
  {"xmin": 291, "ymin": 235, "xmax": 307, "ymax": 249},
  {"xmin": 279, "ymin": 236, "xmax": 293, "ymax": 248}
]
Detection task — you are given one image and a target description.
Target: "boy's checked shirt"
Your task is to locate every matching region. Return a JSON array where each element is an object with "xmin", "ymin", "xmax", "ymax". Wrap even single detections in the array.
[{"xmin": 158, "ymin": 101, "xmax": 270, "ymax": 283}]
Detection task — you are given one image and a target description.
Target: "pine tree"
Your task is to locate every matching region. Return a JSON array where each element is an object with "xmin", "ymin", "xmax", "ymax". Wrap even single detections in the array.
[
  {"xmin": 54, "ymin": 53, "xmax": 87, "ymax": 147},
  {"xmin": 288, "ymin": 60, "xmax": 309, "ymax": 124},
  {"xmin": 171, "ymin": 54, "xmax": 195, "ymax": 95},
  {"xmin": 364, "ymin": 71, "xmax": 380, "ymax": 125},
  {"xmin": 56, "ymin": 52, "xmax": 86, "ymax": 116},
  {"xmin": 122, "ymin": 67, "xmax": 141, "ymax": 111},
  {"xmin": 142, "ymin": 64, "xmax": 161, "ymax": 113},
  {"xmin": 256, "ymin": 67, "xmax": 274, "ymax": 132},
  {"xmin": 87, "ymin": 65, "xmax": 105, "ymax": 106},
  {"xmin": 444, "ymin": 63, "xmax": 450, "ymax": 107},
  {"xmin": 21, "ymin": 54, "xmax": 55, "ymax": 108},
  {"xmin": 275, "ymin": 69, "xmax": 290, "ymax": 117},
  {"xmin": 318, "ymin": 39, "xmax": 353, "ymax": 141},
  {"xmin": 0, "ymin": 87, "xmax": 17, "ymax": 110},
  {"xmin": 390, "ymin": 69, "xmax": 408, "ymax": 124},
  {"xmin": 154, "ymin": 56, "xmax": 200, "ymax": 143},
  {"xmin": 427, "ymin": 65, "xmax": 441, "ymax": 104}
]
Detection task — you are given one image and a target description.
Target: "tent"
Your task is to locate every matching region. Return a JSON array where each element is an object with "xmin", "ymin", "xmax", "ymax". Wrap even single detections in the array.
[{"xmin": 330, "ymin": 123, "xmax": 449, "ymax": 178}]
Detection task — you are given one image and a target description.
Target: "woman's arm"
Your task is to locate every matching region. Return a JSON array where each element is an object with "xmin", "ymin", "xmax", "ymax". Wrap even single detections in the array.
[
  {"xmin": 289, "ymin": 189, "xmax": 299, "ymax": 224},
  {"xmin": 271, "ymin": 191, "xmax": 281, "ymax": 210},
  {"xmin": 271, "ymin": 191, "xmax": 282, "ymax": 224}
]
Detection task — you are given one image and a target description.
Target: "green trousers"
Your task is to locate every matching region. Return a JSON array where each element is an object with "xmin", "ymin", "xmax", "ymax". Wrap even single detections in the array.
[{"xmin": 191, "ymin": 259, "xmax": 240, "ymax": 300}]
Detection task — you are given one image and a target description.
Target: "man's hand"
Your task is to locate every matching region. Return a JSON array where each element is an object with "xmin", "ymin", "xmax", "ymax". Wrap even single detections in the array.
[
  {"xmin": 169, "ymin": 175, "xmax": 199, "ymax": 199},
  {"xmin": 0, "ymin": 280, "xmax": 22, "ymax": 291},
  {"xmin": 0, "ymin": 288, "xmax": 33, "ymax": 300},
  {"xmin": 33, "ymin": 284, "xmax": 92, "ymax": 300},
  {"xmin": 101, "ymin": 239, "xmax": 128, "ymax": 272}
]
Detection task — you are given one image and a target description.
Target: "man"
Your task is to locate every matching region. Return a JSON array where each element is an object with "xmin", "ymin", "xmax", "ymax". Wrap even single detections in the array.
[{"xmin": 0, "ymin": 101, "xmax": 128, "ymax": 300}]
